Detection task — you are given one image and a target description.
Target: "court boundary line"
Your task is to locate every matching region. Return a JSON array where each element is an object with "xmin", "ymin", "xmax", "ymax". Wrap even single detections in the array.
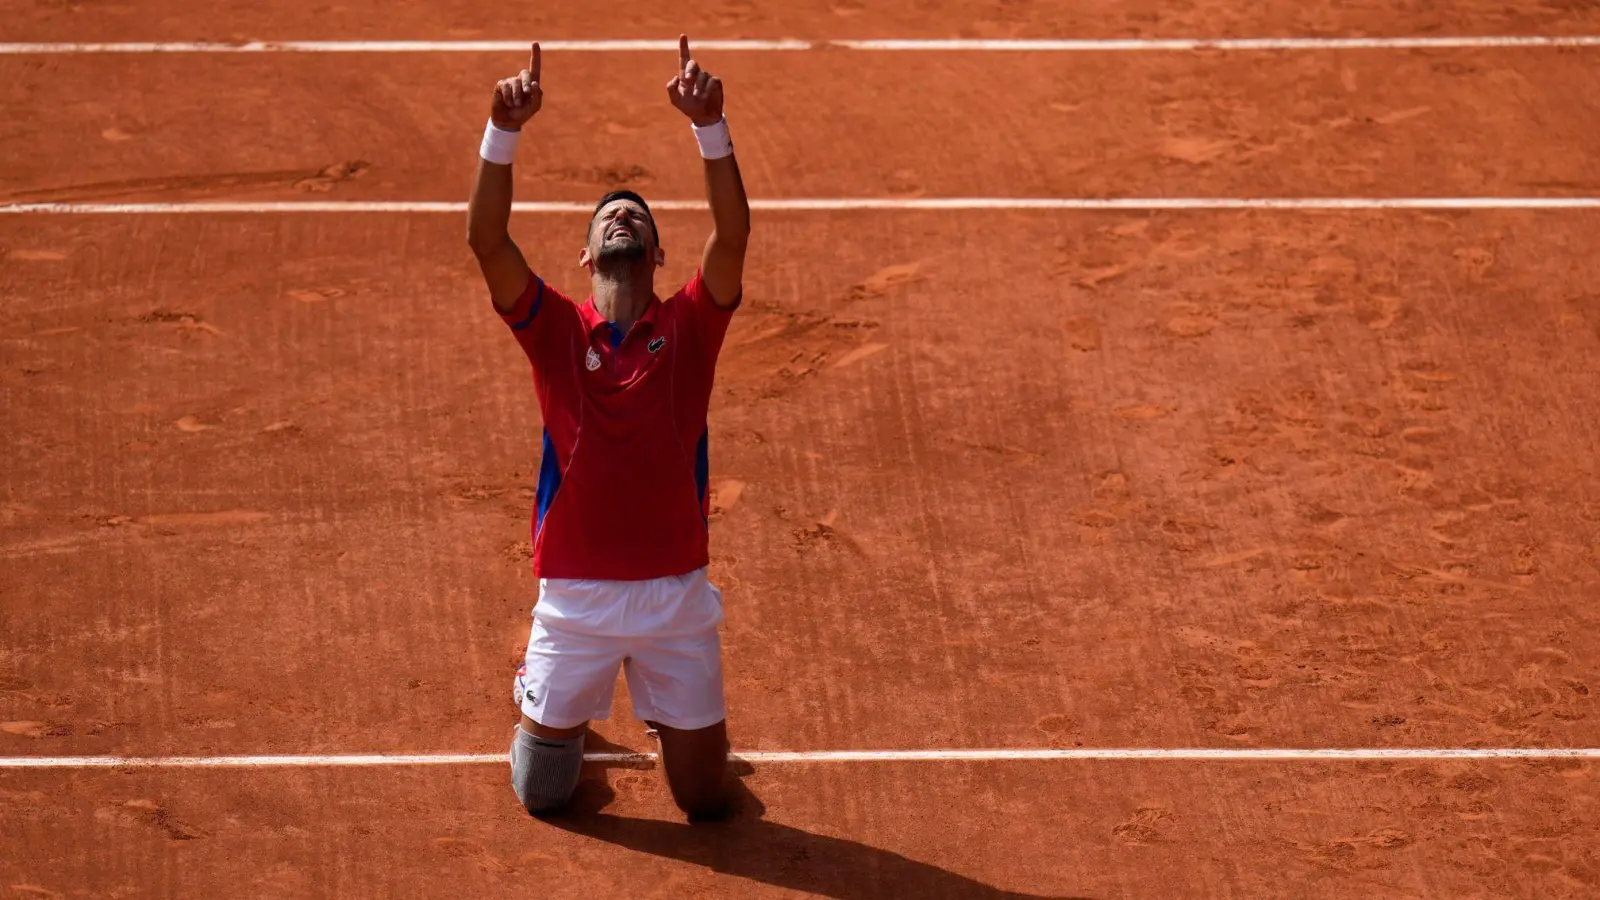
[
  {"xmin": 839, "ymin": 37, "xmax": 1600, "ymax": 51},
  {"xmin": 4, "ymin": 198, "xmax": 1600, "ymax": 215},
  {"xmin": 3, "ymin": 748, "xmax": 1599, "ymax": 768},
  {"xmin": 3, "ymin": 36, "xmax": 1600, "ymax": 53}
]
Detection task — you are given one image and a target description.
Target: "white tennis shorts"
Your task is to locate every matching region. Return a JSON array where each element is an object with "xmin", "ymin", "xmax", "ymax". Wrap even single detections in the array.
[{"xmin": 512, "ymin": 567, "xmax": 726, "ymax": 731}]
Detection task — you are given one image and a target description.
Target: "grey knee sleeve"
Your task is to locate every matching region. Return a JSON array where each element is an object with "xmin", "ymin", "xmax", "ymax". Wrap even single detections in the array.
[{"xmin": 510, "ymin": 727, "xmax": 584, "ymax": 814}]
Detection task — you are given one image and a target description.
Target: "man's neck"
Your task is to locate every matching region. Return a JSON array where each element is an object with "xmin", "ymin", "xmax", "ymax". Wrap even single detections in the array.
[{"xmin": 591, "ymin": 264, "xmax": 655, "ymax": 333}]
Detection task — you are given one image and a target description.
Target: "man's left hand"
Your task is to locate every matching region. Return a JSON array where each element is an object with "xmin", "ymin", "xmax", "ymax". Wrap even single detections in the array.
[{"xmin": 666, "ymin": 34, "xmax": 724, "ymax": 126}]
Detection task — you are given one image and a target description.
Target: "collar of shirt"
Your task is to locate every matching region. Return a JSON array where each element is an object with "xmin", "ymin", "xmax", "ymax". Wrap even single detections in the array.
[{"xmin": 577, "ymin": 294, "xmax": 664, "ymax": 344}]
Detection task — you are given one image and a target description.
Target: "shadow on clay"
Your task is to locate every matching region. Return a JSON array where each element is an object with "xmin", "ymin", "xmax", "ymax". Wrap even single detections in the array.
[{"xmin": 540, "ymin": 749, "xmax": 1096, "ymax": 900}]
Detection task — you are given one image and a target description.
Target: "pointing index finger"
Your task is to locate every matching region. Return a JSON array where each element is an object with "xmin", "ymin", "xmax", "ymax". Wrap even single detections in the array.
[
  {"xmin": 530, "ymin": 42, "xmax": 541, "ymax": 81},
  {"xmin": 679, "ymin": 34, "xmax": 691, "ymax": 69}
]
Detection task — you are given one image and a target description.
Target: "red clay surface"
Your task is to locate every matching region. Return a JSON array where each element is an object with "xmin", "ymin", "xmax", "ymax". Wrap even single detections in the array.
[
  {"xmin": 4, "ymin": 760, "xmax": 1599, "ymax": 898},
  {"xmin": 4, "ymin": 4, "xmax": 1600, "ymax": 898},
  {"xmin": 3, "ymin": 211, "xmax": 1598, "ymax": 756},
  {"xmin": 4, "ymin": 51, "xmax": 1600, "ymax": 203},
  {"xmin": 7, "ymin": 0, "xmax": 1600, "ymax": 42}
]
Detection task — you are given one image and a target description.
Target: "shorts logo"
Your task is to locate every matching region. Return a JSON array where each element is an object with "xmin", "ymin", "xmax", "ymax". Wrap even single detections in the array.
[
  {"xmin": 524, "ymin": 689, "xmax": 538, "ymax": 705},
  {"xmin": 648, "ymin": 336, "xmax": 666, "ymax": 354},
  {"xmin": 585, "ymin": 347, "xmax": 602, "ymax": 371}
]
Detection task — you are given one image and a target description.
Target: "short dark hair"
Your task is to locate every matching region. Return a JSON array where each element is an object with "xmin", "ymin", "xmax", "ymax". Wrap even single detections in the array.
[{"xmin": 590, "ymin": 189, "xmax": 659, "ymax": 244}]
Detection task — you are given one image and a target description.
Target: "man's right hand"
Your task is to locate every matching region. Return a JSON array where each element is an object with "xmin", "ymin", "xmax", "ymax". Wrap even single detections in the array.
[{"xmin": 491, "ymin": 43, "xmax": 542, "ymax": 131}]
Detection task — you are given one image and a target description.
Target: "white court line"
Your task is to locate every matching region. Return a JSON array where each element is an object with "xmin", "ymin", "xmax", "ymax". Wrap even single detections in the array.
[
  {"xmin": 0, "ymin": 198, "xmax": 1597, "ymax": 214},
  {"xmin": 3, "ymin": 36, "xmax": 1600, "ymax": 53},
  {"xmin": 834, "ymin": 36, "xmax": 1600, "ymax": 51},
  {"xmin": 0, "ymin": 40, "xmax": 813, "ymax": 54},
  {"xmin": 2, "ymin": 748, "xmax": 1599, "ymax": 768},
  {"xmin": 3, "ymin": 198, "xmax": 1600, "ymax": 215}
]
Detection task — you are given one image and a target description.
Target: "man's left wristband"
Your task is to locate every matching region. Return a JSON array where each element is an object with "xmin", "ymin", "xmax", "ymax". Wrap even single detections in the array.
[
  {"xmin": 692, "ymin": 117, "xmax": 733, "ymax": 160},
  {"xmin": 481, "ymin": 119, "xmax": 521, "ymax": 165}
]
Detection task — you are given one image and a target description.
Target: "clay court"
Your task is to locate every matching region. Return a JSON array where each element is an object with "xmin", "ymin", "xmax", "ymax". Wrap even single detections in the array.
[{"xmin": 3, "ymin": 2, "xmax": 1600, "ymax": 897}]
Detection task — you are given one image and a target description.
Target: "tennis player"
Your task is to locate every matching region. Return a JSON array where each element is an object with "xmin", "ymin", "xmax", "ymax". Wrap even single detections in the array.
[{"xmin": 466, "ymin": 36, "xmax": 749, "ymax": 820}]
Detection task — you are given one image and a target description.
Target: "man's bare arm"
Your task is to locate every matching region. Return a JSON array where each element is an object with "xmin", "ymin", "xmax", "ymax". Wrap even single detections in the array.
[
  {"xmin": 697, "ymin": 150, "xmax": 750, "ymax": 309},
  {"xmin": 468, "ymin": 43, "xmax": 541, "ymax": 315},
  {"xmin": 668, "ymin": 35, "xmax": 749, "ymax": 309}
]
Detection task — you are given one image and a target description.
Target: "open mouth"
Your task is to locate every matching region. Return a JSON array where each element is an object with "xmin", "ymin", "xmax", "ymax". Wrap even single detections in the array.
[{"xmin": 606, "ymin": 226, "xmax": 635, "ymax": 242}]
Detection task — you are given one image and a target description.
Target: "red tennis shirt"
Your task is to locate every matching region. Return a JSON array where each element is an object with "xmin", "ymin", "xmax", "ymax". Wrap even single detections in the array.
[{"xmin": 499, "ymin": 270, "xmax": 738, "ymax": 580}]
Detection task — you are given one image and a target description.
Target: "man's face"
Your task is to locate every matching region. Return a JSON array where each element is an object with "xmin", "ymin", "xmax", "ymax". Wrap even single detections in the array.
[{"xmin": 588, "ymin": 199, "xmax": 656, "ymax": 267}]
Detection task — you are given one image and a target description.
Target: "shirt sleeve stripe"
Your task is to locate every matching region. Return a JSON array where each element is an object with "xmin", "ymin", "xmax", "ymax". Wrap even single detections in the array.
[{"xmin": 509, "ymin": 277, "xmax": 545, "ymax": 331}]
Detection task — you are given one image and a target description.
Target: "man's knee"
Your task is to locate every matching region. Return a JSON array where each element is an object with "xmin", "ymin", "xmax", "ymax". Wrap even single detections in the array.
[
  {"xmin": 678, "ymin": 791, "xmax": 733, "ymax": 822},
  {"xmin": 666, "ymin": 761, "xmax": 730, "ymax": 820},
  {"xmin": 656, "ymin": 722, "xmax": 731, "ymax": 821},
  {"xmin": 510, "ymin": 726, "xmax": 584, "ymax": 815}
]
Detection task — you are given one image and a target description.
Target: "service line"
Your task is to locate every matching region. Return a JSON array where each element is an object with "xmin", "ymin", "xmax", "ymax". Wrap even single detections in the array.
[
  {"xmin": 4, "ymin": 747, "xmax": 1600, "ymax": 768},
  {"xmin": 4, "ymin": 198, "xmax": 1600, "ymax": 215},
  {"xmin": 3, "ymin": 36, "xmax": 1600, "ymax": 53}
]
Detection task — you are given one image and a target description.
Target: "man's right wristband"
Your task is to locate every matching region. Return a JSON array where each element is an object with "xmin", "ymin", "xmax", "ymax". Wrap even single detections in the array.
[{"xmin": 481, "ymin": 119, "xmax": 520, "ymax": 165}]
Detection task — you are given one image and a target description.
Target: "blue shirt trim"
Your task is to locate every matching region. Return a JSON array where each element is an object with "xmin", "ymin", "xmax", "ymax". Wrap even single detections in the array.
[
  {"xmin": 534, "ymin": 428, "xmax": 562, "ymax": 537},
  {"xmin": 510, "ymin": 277, "xmax": 544, "ymax": 331},
  {"xmin": 695, "ymin": 428, "xmax": 710, "ymax": 524}
]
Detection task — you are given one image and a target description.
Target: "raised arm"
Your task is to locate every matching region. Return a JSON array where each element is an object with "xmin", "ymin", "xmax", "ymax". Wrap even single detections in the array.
[
  {"xmin": 668, "ymin": 35, "xmax": 750, "ymax": 310},
  {"xmin": 468, "ymin": 43, "xmax": 542, "ymax": 314}
]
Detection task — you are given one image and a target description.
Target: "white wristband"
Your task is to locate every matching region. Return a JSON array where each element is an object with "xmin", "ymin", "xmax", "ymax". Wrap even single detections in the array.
[
  {"xmin": 480, "ymin": 119, "xmax": 520, "ymax": 165},
  {"xmin": 692, "ymin": 117, "xmax": 733, "ymax": 160}
]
